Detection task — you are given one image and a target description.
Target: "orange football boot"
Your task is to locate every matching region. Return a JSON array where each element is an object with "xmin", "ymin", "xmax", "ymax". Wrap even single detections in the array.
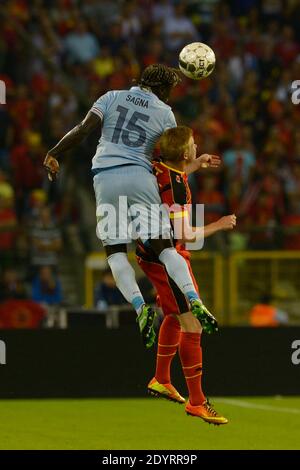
[
  {"xmin": 147, "ymin": 377, "xmax": 185, "ymax": 404},
  {"xmin": 185, "ymin": 399, "xmax": 228, "ymax": 425}
]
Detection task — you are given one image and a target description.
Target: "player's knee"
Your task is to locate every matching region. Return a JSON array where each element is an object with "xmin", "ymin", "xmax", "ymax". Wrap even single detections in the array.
[
  {"xmin": 178, "ymin": 312, "xmax": 202, "ymax": 333},
  {"xmin": 184, "ymin": 321, "xmax": 202, "ymax": 334},
  {"xmin": 105, "ymin": 244, "xmax": 127, "ymax": 257},
  {"xmin": 145, "ymin": 238, "xmax": 173, "ymax": 257}
]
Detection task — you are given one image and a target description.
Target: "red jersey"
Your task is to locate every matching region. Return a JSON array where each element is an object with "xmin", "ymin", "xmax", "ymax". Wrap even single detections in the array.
[
  {"xmin": 136, "ymin": 160, "xmax": 199, "ymax": 315},
  {"xmin": 136, "ymin": 160, "xmax": 191, "ymax": 261},
  {"xmin": 153, "ymin": 160, "xmax": 192, "ymax": 255},
  {"xmin": 153, "ymin": 160, "xmax": 191, "ymax": 212}
]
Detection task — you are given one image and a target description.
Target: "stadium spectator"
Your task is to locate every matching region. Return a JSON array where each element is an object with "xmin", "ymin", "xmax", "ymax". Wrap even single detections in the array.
[
  {"xmin": 249, "ymin": 294, "xmax": 289, "ymax": 327},
  {"xmin": 195, "ymin": 175, "xmax": 226, "ymax": 225},
  {"xmin": 82, "ymin": 0, "xmax": 121, "ymax": 28},
  {"xmin": 0, "ymin": 268, "xmax": 27, "ymax": 303},
  {"xmin": 92, "ymin": 47, "xmax": 115, "ymax": 79},
  {"xmin": 30, "ymin": 206, "xmax": 62, "ymax": 271},
  {"xmin": 120, "ymin": 1, "xmax": 142, "ymax": 43},
  {"xmin": 0, "ymin": 172, "xmax": 17, "ymax": 267},
  {"xmin": 10, "ymin": 131, "xmax": 46, "ymax": 218},
  {"xmin": 223, "ymin": 133, "xmax": 256, "ymax": 192},
  {"xmin": 282, "ymin": 195, "xmax": 300, "ymax": 250},
  {"xmin": 31, "ymin": 266, "xmax": 63, "ymax": 306},
  {"xmin": 64, "ymin": 20, "xmax": 100, "ymax": 64},
  {"xmin": 27, "ymin": 189, "xmax": 48, "ymax": 226},
  {"xmin": 245, "ymin": 192, "xmax": 279, "ymax": 249},
  {"xmin": 163, "ymin": 3, "xmax": 199, "ymax": 52},
  {"xmin": 151, "ymin": 0, "xmax": 175, "ymax": 24},
  {"xmin": 94, "ymin": 268, "xmax": 126, "ymax": 311}
]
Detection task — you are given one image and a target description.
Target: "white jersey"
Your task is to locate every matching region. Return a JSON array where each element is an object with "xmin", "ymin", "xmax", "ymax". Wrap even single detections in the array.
[{"xmin": 91, "ymin": 86, "xmax": 177, "ymax": 171}]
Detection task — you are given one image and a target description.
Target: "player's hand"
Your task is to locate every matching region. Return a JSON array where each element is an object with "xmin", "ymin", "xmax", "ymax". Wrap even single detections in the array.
[
  {"xmin": 216, "ymin": 214, "xmax": 237, "ymax": 231},
  {"xmin": 43, "ymin": 154, "xmax": 59, "ymax": 181},
  {"xmin": 197, "ymin": 154, "xmax": 221, "ymax": 169}
]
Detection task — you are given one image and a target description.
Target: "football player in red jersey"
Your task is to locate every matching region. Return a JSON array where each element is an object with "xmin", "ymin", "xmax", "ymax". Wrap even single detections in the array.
[{"xmin": 136, "ymin": 126, "xmax": 236, "ymax": 424}]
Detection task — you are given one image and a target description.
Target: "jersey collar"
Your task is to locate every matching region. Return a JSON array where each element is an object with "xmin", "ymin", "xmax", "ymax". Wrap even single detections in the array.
[
  {"xmin": 160, "ymin": 162, "xmax": 185, "ymax": 175},
  {"xmin": 130, "ymin": 86, "xmax": 155, "ymax": 96}
]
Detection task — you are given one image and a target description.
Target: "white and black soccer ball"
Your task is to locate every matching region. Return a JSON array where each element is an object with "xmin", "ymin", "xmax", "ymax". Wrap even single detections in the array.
[{"xmin": 179, "ymin": 42, "xmax": 216, "ymax": 80}]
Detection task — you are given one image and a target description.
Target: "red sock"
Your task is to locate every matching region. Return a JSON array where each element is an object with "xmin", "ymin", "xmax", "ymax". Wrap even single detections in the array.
[
  {"xmin": 155, "ymin": 315, "xmax": 181, "ymax": 384},
  {"xmin": 179, "ymin": 332, "xmax": 205, "ymax": 406}
]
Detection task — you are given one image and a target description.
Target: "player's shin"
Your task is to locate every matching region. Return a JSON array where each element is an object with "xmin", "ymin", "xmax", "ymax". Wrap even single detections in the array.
[
  {"xmin": 158, "ymin": 247, "xmax": 199, "ymax": 302},
  {"xmin": 107, "ymin": 252, "xmax": 145, "ymax": 312},
  {"xmin": 107, "ymin": 252, "xmax": 157, "ymax": 348},
  {"xmin": 179, "ymin": 331, "xmax": 206, "ymax": 406},
  {"xmin": 155, "ymin": 314, "xmax": 181, "ymax": 384},
  {"xmin": 148, "ymin": 314, "xmax": 185, "ymax": 403}
]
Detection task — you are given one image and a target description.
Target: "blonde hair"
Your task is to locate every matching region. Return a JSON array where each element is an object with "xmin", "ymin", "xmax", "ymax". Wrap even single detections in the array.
[{"xmin": 159, "ymin": 126, "xmax": 193, "ymax": 162}]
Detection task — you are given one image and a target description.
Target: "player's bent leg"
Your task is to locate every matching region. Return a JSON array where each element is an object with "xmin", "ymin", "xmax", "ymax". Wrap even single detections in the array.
[
  {"xmin": 177, "ymin": 312, "xmax": 228, "ymax": 423},
  {"xmin": 147, "ymin": 239, "xmax": 200, "ymax": 303},
  {"xmin": 136, "ymin": 254, "xmax": 186, "ymax": 401},
  {"xmin": 147, "ymin": 239, "xmax": 218, "ymax": 334},
  {"xmin": 106, "ymin": 245, "xmax": 157, "ymax": 349},
  {"xmin": 148, "ymin": 314, "xmax": 185, "ymax": 404}
]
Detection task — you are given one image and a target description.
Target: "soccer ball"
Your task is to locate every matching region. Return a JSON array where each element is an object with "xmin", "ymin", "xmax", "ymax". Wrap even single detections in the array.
[{"xmin": 179, "ymin": 42, "xmax": 216, "ymax": 80}]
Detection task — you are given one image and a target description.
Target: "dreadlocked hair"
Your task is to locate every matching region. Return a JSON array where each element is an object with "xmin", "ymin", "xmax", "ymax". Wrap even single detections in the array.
[{"xmin": 139, "ymin": 64, "xmax": 181, "ymax": 88}]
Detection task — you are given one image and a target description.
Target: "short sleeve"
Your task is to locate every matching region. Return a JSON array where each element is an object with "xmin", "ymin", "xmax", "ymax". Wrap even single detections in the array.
[
  {"xmin": 90, "ymin": 91, "xmax": 114, "ymax": 120},
  {"xmin": 164, "ymin": 109, "xmax": 177, "ymax": 130}
]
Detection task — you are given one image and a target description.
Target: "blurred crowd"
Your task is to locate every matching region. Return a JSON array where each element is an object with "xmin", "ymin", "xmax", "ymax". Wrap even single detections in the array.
[{"xmin": 1, "ymin": 0, "xmax": 300, "ymax": 309}]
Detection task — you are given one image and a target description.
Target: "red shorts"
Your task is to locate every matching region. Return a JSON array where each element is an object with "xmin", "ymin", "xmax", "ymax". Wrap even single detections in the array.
[{"xmin": 136, "ymin": 249, "xmax": 199, "ymax": 316}]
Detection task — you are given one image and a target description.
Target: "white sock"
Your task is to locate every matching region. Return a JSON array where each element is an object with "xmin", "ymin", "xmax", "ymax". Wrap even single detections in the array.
[
  {"xmin": 107, "ymin": 252, "xmax": 145, "ymax": 314},
  {"xmin": 158, "ymin": 247, "xmax": 199, "ymax": 302}
]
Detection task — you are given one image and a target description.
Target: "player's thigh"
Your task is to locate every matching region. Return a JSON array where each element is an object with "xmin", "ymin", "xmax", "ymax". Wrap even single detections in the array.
[
  {"xmin": 137, "ymin": 256, "xmax": 189, "ymax": 316},
  {"xmin": 93, "ymin": 169, "xmax": 123, "ymax": 207},
  {"xmin": 127, "ymin": 168, "xmax": 171, "ymax": 240},
  {"xmin": 93, "ymin": 169, "xmax": 131, "ymax": 245}
]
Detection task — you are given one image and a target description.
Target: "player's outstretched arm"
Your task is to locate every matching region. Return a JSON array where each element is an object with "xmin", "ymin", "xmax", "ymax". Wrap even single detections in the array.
[
  {"xmin": 43, "ymin": 111, "xmax": 101, "ymax": 181},
  {"xmin": 174, "ymin": 214, "xmax": 236, "ymax": 243},
  {"xmin": 185, "ymin": 154, "xmax": 221, "ymax": 175},
  {"xmin": 203, "ymin": 214, "xmax": 237, "ymax": 238}
]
